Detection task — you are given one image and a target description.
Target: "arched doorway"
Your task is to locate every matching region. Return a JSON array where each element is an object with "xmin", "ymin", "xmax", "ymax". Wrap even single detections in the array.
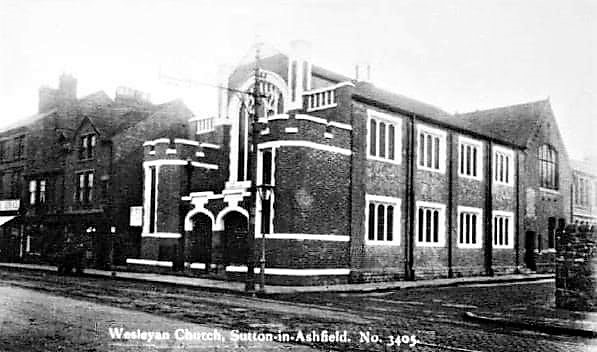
[
  {"xmin": 189, "ymin": 214, "xmax": 212, "ymax": 264},
  {"xmin": 223, "ymin": 212, "xmax": 248, "ymax": 265}
]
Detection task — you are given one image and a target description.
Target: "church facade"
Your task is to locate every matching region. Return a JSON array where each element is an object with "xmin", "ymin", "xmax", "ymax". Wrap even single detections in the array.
[{"xmin": 128, "ymin": 45, "xmax": 571, "ymax": 285}]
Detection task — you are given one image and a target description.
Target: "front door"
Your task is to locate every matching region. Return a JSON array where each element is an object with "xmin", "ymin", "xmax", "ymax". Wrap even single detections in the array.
[
  {"xmin": 524, "ymin": 231, "xmax": 536, "ymax": 271},
  {"xmin": 223, "ymin": 212, "xmax": 248, "ymax": 266},
  {"xmin": 190, "ymin": 214, "xmax": 212, "ymax": 264}
]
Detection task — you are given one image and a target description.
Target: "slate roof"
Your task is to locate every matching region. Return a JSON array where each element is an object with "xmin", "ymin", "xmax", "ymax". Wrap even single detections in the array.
[
  {"xmin": 0, "ymin": 110, "xmax": 57, "ymax": 136},
  {"xmin": 353, "ymin": 81, "xmax": 452, "ymax": 121},
  {"xmin": 84, "ymin": 99, "xmax": 192, "ymax": 139},
  {"xmin": 452, "ymin": 100, "xmax": 551, "ymax": 147},
  {"xmin": 570, "ymin": 159, "xmax": 597, "ymax": 177},
  {"xmin": 309, "ymin": 58, "xmax": 553, "ymax": 148}
]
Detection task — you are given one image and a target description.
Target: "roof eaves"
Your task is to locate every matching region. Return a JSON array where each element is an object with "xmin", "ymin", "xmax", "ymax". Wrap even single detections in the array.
[{"xmin": 353, "ymin": 93, "xmax": 525, "ymax": 149}]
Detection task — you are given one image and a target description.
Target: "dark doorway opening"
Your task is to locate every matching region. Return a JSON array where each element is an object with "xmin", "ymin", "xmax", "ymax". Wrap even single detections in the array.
[
  {"xmin": 223, "ymin": 212, "xmax": 248, "ymax": 266},
  {"xmin": 524, "ymin": 231, "xmax": 536, "ymax": 271},
  {"xmin": 190, "ymin": 214, "xmax": 212, "ymax": 264}
]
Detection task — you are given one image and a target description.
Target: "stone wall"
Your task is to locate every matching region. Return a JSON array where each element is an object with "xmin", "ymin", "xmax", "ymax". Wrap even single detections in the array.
[{"xmin": 555, "ymin": 225, "xmax": 596, "ymax": 311}]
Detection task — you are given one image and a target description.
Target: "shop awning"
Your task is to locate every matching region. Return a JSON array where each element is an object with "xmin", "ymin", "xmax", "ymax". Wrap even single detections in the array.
[{"xmin": 0, "ymin": 216, "xmax": 17, "ymax": 227}]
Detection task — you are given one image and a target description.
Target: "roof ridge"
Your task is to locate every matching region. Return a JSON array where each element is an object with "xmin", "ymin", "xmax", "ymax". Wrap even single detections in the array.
[{"xmin": 457, "ymin": 99, "xmax": 549, "ymax": 116}]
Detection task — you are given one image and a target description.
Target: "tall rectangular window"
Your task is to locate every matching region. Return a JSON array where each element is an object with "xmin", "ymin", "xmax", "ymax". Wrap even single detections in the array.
[
  {"xmin": 492, "ymin": 211, "xmax": 514, "ymax": 248},
  {"xmin": 538, "ymin": 145, "xmax": 558, "ymax": 190},
  {"xmin": 149, "ymin": 166, "xmax": 157, "ymax": 233},
  {"xmin": 457, "ymin": 206, "xmax": 483, "ymax": 248},
  {"xmin": 79, "ymin": 134, "xmax": 96, "ymax": 160},
  {"xmin": 416, "ymin": 201, "xmax": 446, "ymax": 247},
  {"xmin": 367, "ymin": 110, "xmax": 401, "ymax": 164},
  {"xmin": 39, "ymin": 180, "xmax": 46, "ymax": 204},
  {"xmin": 417, "ymin": 125, "xmax": 446, "ymax": 173},
  {"xmin": 493, "ymin": 146, "xmax": 514, "ymax": 185},
  {"xmin": 258, "ymin": 148, "xmax": 275, "ymax": 235},
  {"xmin": 459, "ymin": 136, "xmax": 483, "ymax": 180},
  {"xmin": 29, "ymin": 180, "xmax": 37, "ymax": 205},
  {"xmin": 365, "ymin": 195, "xmax": 400, "ymax": 245},
  {"xmin": 75, "ymin": 171, "xmax": 94, "ymax": 205}
]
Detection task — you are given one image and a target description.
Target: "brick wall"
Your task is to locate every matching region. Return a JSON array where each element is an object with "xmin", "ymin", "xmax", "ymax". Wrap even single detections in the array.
[
  {"xmin": 274, "ymin": 146, "xmax": 351, "ymax": 235},
  {"xmin": 555, "ymin": 225, "xmax": 596, "ymax": 312}
]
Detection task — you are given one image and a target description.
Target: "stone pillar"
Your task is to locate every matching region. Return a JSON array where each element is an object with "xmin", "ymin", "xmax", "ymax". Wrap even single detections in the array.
[{"xmin": 555, "ymin": 224, "xmax": 596, "ymax": 311}]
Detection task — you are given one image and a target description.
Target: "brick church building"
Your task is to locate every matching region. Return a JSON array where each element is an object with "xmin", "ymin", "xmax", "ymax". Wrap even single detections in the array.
[{"xmin": 129, "ymin": 43, "xmax": 572, "ymax": 285}]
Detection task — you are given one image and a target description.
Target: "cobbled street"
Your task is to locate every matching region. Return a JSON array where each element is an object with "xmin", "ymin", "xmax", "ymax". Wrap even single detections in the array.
[{"xmin": 0, "ymin": 269, "xmax": 594, "ymax": 352}]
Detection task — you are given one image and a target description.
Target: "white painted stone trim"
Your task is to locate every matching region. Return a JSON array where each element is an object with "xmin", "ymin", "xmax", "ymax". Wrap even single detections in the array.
[
  {"xmin": 254, "ymin": 233, "xmax": 350, "ymax": 242},
  {"xmin": 225, "ymin": 266, "xmax": 351, "ymax": 276},
  {"xmin": 416, "ymin": 123, "xmax": 447, "ymax": 174},
  {"xmin": 189, "ymin": 263, "xmax": 218, "ymax": 270},
  {"xmin": 285, "ymin": 127, "xmax": 298, "ymax": 133},
  {"xmin": 126, "ymin": 258, "xmax": 173, "ymax": 267},
  {"xmin": 295, "ymin": 114, "xmax": 352, "ymax": 130},
  {"xmin": 458, "ymin": 135, "xmax": 484, "ymax": 181},
  {"xmin": 143, "ymin": 159, "xmax": 218, "ymax": 170},
  {"xmin": 365, "ymin": 194, "xmax": 401, "ymax": 246},
  {"xmin": 174, "ymin": 138, "xmax": 200, "ymax": 146},
  {"xmin": 258, "ymin": 140, "xmax": 351, "ymax": 156},
  {"xmin": 415, "ymin": 201, "xmax": 447, "ymax": 247},
  {"xmin": 165, "ymin": 148, "xmax": 177, "ymax": 154},
  {"xmin": 492, "ymin": 210, "xmax": 515, "ymax": 249},
  {"xmin": 200, "ymin": 143, "xmax": 220, "ymax": 150},
  {"xmin": 456, "ymin": 206, "xmax": 483, "ymax": 249},
  {"xmin": 143, "ymin": 138, "xmax": 170, "ymax": 146},
  {"xmin": 141, "ymin": 232, "xmax": 181, "ymax": 238}
]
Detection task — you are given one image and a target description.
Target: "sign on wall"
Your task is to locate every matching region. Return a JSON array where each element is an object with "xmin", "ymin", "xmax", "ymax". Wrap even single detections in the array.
[
  {"xmin": 129, "ymin": 206, "xmax": 143, "ymax": 227},
  {"xmin": 0, "ymin": 199, "xmax": 20, "ymax": 212}
]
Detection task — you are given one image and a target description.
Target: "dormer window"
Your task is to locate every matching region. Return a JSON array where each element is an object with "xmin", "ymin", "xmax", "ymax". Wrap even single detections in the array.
[{"xmin": 79, "ymin": 134, "xmax": 96, "ymax": 160}]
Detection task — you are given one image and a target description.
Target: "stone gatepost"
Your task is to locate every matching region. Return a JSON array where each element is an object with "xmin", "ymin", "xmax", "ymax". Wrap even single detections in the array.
[{"xmin": 555, "ymin": 224, "xmax": 596, "ymax": 311}]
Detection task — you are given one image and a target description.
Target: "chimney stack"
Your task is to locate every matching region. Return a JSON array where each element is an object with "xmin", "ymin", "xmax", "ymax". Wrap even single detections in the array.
[
  {"xmin": 355, "ymin": 62, "xmax": 371, "ymax": 82},
  {"xmin": 288, "ymin": 40, "xmax": 312, "ymax": 109},
  {"xmin": 58, "ymin": 73, "xmax": 77, "ymax": 99}
]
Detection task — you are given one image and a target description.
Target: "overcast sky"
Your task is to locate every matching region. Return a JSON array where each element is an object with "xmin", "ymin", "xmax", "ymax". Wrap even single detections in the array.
[{"xmin": 1, "ymin": 0, "xmax": 595, "ymax": 159}]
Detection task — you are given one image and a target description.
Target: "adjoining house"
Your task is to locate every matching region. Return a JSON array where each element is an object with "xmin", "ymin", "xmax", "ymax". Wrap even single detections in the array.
[
  {"xmin": 571, "ymin": 158, "xmax": 597, "ymax": 226},
  {"xmin": 130, "ymin": 43, "xmax": 572, "ymax": 285},
  {"xmin": 0, "ymin": 75, "xmax": 192, "ymax": 267}
]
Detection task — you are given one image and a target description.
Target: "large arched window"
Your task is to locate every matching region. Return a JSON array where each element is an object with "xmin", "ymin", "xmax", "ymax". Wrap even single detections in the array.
[{"xmin": 538, "ymin": 144, "xmax": 558, "ymax": 190}]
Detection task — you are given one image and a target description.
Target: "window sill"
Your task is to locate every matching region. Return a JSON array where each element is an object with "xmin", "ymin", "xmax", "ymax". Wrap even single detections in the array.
[
  {"xmin": 494, "ymin": 181, "xmax": 513, "ymax": 187},
  {"xmin": 493, "ymin": 245, "xmax": 514, "ymax": 249},
  {"xmin": 77, "ymin": 158, "xmax": 95, "ymax": 162},
  {"xmin": 539, "ymin": 187, "xmax": 559, "ymax": 195},
  {"xmin": 457, "ymin": 244, "xmax": 482, "ymax": 249},
  {"xmin": 536, "ymin": 248, "xmax": 556, "ymax": 254},
  {"xmin": 458, "ymin": 173, "xmax": 483, "ymax": 182},
  {"xmin": 417, "ymin": 165, "xmax": 445, "ymax": 174},
  {"xmin": 367, "ymin": 155, "xmax": 401, "ymax": 165},
  {"xmin": 365, "ymin": 240, "xmax": 400, "ymax": 246}
]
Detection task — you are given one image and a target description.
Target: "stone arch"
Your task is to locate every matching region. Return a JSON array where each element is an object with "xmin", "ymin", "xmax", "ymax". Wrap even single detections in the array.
[
  {"xmin": 184, "ymin": 207, "xmax": 216, "ymax": 231},
  {"xmin": 227, "ymin": 70, "xmax": 289, "ymax": 183},
  {"xmin": 215, "ymin": 206, "xmax": 249, "ymax": 232}
]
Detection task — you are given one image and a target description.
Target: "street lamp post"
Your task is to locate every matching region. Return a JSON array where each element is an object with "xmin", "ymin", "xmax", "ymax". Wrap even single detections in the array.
[{"xmin": 255, "ymin": 184, "xmax": 274, "ymax": 293}]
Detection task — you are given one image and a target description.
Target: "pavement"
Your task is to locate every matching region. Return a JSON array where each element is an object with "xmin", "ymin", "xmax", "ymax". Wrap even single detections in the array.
[
  {"xmin": 1, "ymin": 261, "xmax": 595, "ymax": 340},
  {"xmin": 0, "ymin": 261, "xmax": 553, "ymax": 294}
]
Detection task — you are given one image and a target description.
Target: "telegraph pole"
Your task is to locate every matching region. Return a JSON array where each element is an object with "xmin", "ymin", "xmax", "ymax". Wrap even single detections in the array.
[{"xmin": 245, "ymin": 44, "xmax": 263, "ymax": 293}]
